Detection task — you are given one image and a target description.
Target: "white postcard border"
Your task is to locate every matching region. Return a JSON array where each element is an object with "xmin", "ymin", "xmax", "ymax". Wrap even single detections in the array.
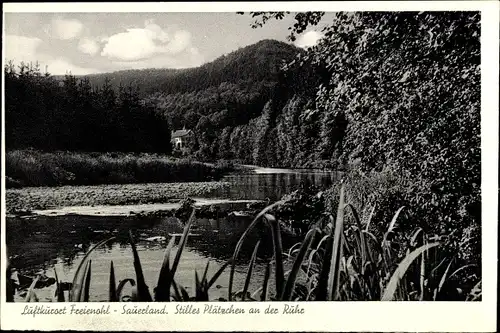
[{"xmin": 1, "ymin": 1, "xmax": 498, "ymax": 332}]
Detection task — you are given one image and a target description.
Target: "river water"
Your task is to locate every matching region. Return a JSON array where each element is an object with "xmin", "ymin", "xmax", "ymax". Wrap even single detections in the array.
[{"xmin": 6, "ymin": 167, "xmax": 339, "ymax": 302}]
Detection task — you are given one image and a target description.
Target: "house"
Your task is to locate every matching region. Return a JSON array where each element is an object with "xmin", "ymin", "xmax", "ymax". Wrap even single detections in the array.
[{"xmin": 171, "ymin": 128, "xmax": 193, "ymax": 155}]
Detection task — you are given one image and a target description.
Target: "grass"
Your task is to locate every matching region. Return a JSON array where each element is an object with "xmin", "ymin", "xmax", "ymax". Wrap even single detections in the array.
[
  {"xmin": 7, "ymin": 184, "xmax": 481, "ymax": 302},
  {"xmin": 5, "ymin": 149, "xmax": 235, "ymax": 188}
]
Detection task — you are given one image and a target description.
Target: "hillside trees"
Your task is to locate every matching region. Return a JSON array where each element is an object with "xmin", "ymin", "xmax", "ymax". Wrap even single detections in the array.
[
  {"xmin": 4, "ymin": 62, "xmax": 171, "ymax": 153},
  {"xmin": 244, "ymin": 11, "xmax": 481, "ymax": 259}
]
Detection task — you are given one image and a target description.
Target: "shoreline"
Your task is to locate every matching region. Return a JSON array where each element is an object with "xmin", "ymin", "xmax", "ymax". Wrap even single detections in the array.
[
  {"xmin": 5, "ymin": 181, "xmax": 233, "ymax": 215},
  {"xmin": 29, "ymin": 198, "xmax": 263, "ymax": 217}
]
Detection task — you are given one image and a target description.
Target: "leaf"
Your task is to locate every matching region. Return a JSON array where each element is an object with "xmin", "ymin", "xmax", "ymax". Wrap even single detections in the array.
[
  {"xmin": 171, "ymin": 279, "xmax": 183, "ymax": 301},
  {"xmin": 171, "ymin": 209, "xmax": 196, "ymax": 279},
  {"xmin": 328, "ymin": 184, "xmax": 345, "ymax": 301},
  {"xmin": 346, "ymin": 203, "xmax": 370, "ymax": 265},
  {"xmin": 264, "ymin": 213, "xmax": 285, "ymax": 299},
  {"xmin": 201, "ymin": 260, "xmax": 210, "ymax": 284},
  {"xmin": 207, "ymin": 259, "xmax": 232, "ymax": 289},
  {"xmin": 128, "ymin": 231, "xmax": 152, "ymax": 301},
  {"xmin": 25, "ymin": 276, "xmax": 40, "ymax": 302},
  {"xmin": 383, "ymin": 206, "xmax": 405, "ymax": 245},
  {"xmin": 69, "ymin": 236, "xmax": 115, "ymax": 301},
  {"xmin": 155, "ymin": 234, "xmax": 177, "ymax": 301},
  {"xmin": 73, "ymin": 260, "xmax": 91, "ymax": 302},
  {"xmin": 82, "ymin": 260, "xmax": 92, "ymax": 302},
  {"xmin": 260, "ymin": 261, "xmax": 271, "ymax": 301},
  {"xmin": 228, "ymin": 200, "xmax": 284, "ymax": 301},
  {"xmin": 434, "ymin": 258, "xmax": 454, "ymax": 300},
  {"xmin": 53, "ymin": 268, "xmax": 65, "ymax": 302},
  {"xmin": 242, "ymin": 240, "xmax": 260, "ymax": 301},
  {"xmin": 116, "ymin": 279, "xmax": 136, "ymax": 300},
  {"xmin": 381, "ymin": 242, "xmax": 440, "ymax": 301},
  {"xmin": 195, "ymin": 270, "xmax": 208, "ymax": 301},
  {"xmin": 179, "ymin": 284, "xmax": 191, "ymax": 301},
  {"xmin": 365, "ymin": 204, "xmax": 376, "ymax": 231},
  {"xmin": 281, "ymin": 228, "xmax": 317, "ymax": 301},
  {"xmin": 109, "ymin": 261, "xmax": 118, "ymax": 302}
]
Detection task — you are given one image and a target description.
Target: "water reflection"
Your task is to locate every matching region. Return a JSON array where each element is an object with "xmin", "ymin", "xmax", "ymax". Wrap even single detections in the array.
[
  {"xmin": 217, "ymin": 169, "xmax": 338, "ymax": 201},
  {"xmin": 6, "ymin": 169, "xmax": 338, "ymax": 301}
]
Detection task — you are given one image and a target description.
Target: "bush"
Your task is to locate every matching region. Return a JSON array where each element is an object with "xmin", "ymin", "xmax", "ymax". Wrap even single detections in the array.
[{"xmin": 5, "ymin": 150, "xmax": 234, "ymax": 187}]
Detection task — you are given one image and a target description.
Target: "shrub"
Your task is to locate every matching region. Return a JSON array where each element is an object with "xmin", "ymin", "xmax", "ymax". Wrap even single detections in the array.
[{"xmin": 5, "ymin": 150, "xmax": 234, "ymax": 187}]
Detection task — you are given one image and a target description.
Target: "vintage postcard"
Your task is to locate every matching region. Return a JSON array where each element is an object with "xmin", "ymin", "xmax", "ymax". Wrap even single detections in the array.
[{"xmin": 1, "ymin": 1, "xmax": 498, "ymax": 331}]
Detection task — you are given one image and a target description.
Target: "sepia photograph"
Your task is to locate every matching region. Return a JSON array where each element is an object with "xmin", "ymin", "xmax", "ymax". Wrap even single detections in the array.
[{"xmin": 1, "ymin": 3, "xmax": 497, "ymax": 331}]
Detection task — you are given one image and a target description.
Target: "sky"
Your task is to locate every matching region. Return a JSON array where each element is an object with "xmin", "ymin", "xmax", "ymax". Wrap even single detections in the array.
[{"xmin": 4, "ymin": 12, "xmax": 329, "ymax": 75}]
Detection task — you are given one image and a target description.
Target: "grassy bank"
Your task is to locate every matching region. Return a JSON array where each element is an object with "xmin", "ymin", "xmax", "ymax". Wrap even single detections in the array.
[{"xmin": 5, "ymin": 150, "xmax": 235, "ymax": 188}]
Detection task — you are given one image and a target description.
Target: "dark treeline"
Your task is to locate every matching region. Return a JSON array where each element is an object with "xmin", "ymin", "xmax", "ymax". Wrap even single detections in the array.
[{"xmin": 4, "ymin": 62, "xmax": 171, "ymax": 153}]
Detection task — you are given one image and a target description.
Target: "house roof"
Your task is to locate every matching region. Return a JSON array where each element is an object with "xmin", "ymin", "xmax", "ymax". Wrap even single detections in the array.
[{"xmin": 171, "ymin": 129, "xmax": 192, "ymax": 139}]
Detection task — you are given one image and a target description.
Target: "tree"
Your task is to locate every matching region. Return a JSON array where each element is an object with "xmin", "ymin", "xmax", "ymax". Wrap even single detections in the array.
[{"xmin": 243, "ymin": 11, "xmax": 481, "ymax": 260}]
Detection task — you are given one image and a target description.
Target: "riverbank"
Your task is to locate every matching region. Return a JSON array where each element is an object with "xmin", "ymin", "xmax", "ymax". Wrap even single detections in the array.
[
  {"xmin": 5, "ymin": 181, "xmax": 232, "ymax": 215},
  {"xmin": 5, "ymin": 150, "xmax": 237, "ymax": 188}
]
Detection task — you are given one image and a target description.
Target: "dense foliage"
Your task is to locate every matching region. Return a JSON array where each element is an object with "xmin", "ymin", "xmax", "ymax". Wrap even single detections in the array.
[
  {"xmin": 244, "ymin": 10, "xmax": 481, "ymax": 282},
  {"xmin": 4, "ymin": 62, "xmax": 171, "ymax": 153}
]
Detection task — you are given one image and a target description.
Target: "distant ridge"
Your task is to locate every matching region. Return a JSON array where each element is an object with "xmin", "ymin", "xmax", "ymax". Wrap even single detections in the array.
[{"xmin": 75, "ymin": 39, "xmax": 301, "ymax": 96}]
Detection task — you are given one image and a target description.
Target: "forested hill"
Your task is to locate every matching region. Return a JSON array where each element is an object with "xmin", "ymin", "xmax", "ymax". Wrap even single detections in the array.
[
  {"xmin": 82, "ymin": 39, "xmax": 302, "ymax": 96},
  {"xmin": 5, "ymin": 39, "xmax": 316, "ymax": 158},
  {"xmin": 74, "ymin": 39, "xmax": 322, "ymax": 167}
]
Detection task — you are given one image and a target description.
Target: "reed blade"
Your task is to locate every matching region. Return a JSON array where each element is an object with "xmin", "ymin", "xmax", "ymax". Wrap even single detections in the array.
[
  {"xmin": 202, "ymin": 260, "xmax": 210, "ymax": 283},
  {"xmin": 381, "ymin": 242, "xmax": 440, "ymax": 301},
  {"xmin": 258, "ymin": 260, "xmax": 270, "ymax": 301},
  {"xmin": 242, "ymin": 240, "xmax": 261, "ymax": 301},
  {"xmin": 195, "ymin": 270, "xmax": 207, "ymax": 301},
  {"xmin": 207, "ymin": 259, "xmax": 232, "ymax": 289},
  {"xmin": 365, "ymin": 204, "xmax": 376, "ymax": 231},
  {"xmin": 109, "ymin": 261, "xmax": 118, "ymax": 302},
  {"xmin": 434, "ymin": 258, "xmax": 454, "ymax": 300},
  {"xmin": 116, "ymin": 278, "xmax": 136, "ymax": 300},
  {"xmin": 281, "ymin": 228, "xmax": 316, "ymax": 301},
  {"xmin": 128, "ymin": 231, "xmax": 152, "ymax": 301},
  {"xmin": 327, "ymin": 184, "xmax": 345, "ymax": 301},
  {"xmin": 83, "ymin": 260, "xmax": 92, "ymax": 302},
  {"xmin": 171, "ymin": 279, "xmax": 182, "ymax": 301},
  {"xmin": 179, "ymin": 284, "xmax": 190, "ymax": 301},
  {"xmin": 264, "ymin": 213, "xmax": 285, "ymax": 299},
  {"xmin": 73, "ymin": 259, "xmax": 91, "ymax": 302},
  {"xmin": 171, "ymin": 209, "xmax": 196, "ymax": 278},
  {"xmin": 69, "ymin": 236, "xmax": 115, "ymax": 301},
  {"xmin": 228, "ymin": 200, "xmax": 284, "ymax": 301},
  {"xmin": 448, "ymin": 264, "xmax": 477, "ymax": 281},
  {"xmin": 419, "ymin": 238, "xmax": 427, "ymax": 301},
  {"xmin": 346, "ymin": 203, "xmax": 370, "ymax": 265},
  {"xmin": 53, "ymin": 268, "xmax": 65, "ymax": 302},
  {"xmin": 383, "ymin": 206, "xmax": 405, "ymax": 245},
  {"xmin": 25, "ymin": 276, "xmax": 40, "ymax": 302},
  {"xmin": 155, "ymin": 235, "xmax": 177, "ymax": 301}
]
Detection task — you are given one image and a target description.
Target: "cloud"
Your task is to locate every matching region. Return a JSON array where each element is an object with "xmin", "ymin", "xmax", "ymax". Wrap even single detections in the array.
[
  {"xmin": 294, "ymin": 30, "xmax": 323, "ymax": 48},
  {"xmin": 45, "ymin": 17, "xmax": 83, "ymax": 40},
  {"xmin": 101, "ymin": 20, "xmax": 194, "ymax": 61},
  {"xmin": 4, "ymin": 34, "xmax": 99, "ymax": 75},
  {"xmin": 78, "ymin": 37, "xmax": 100, "ymax": 55},
  {"xmin": 4, "ymin": 35, "xmax": 42, "ymax": 63}
]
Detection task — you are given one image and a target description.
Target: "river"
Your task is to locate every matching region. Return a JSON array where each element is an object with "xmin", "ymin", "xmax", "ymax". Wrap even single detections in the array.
[{"xmin": 5, "ymin": 167, "xmax": 340, "ymax": 302}]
